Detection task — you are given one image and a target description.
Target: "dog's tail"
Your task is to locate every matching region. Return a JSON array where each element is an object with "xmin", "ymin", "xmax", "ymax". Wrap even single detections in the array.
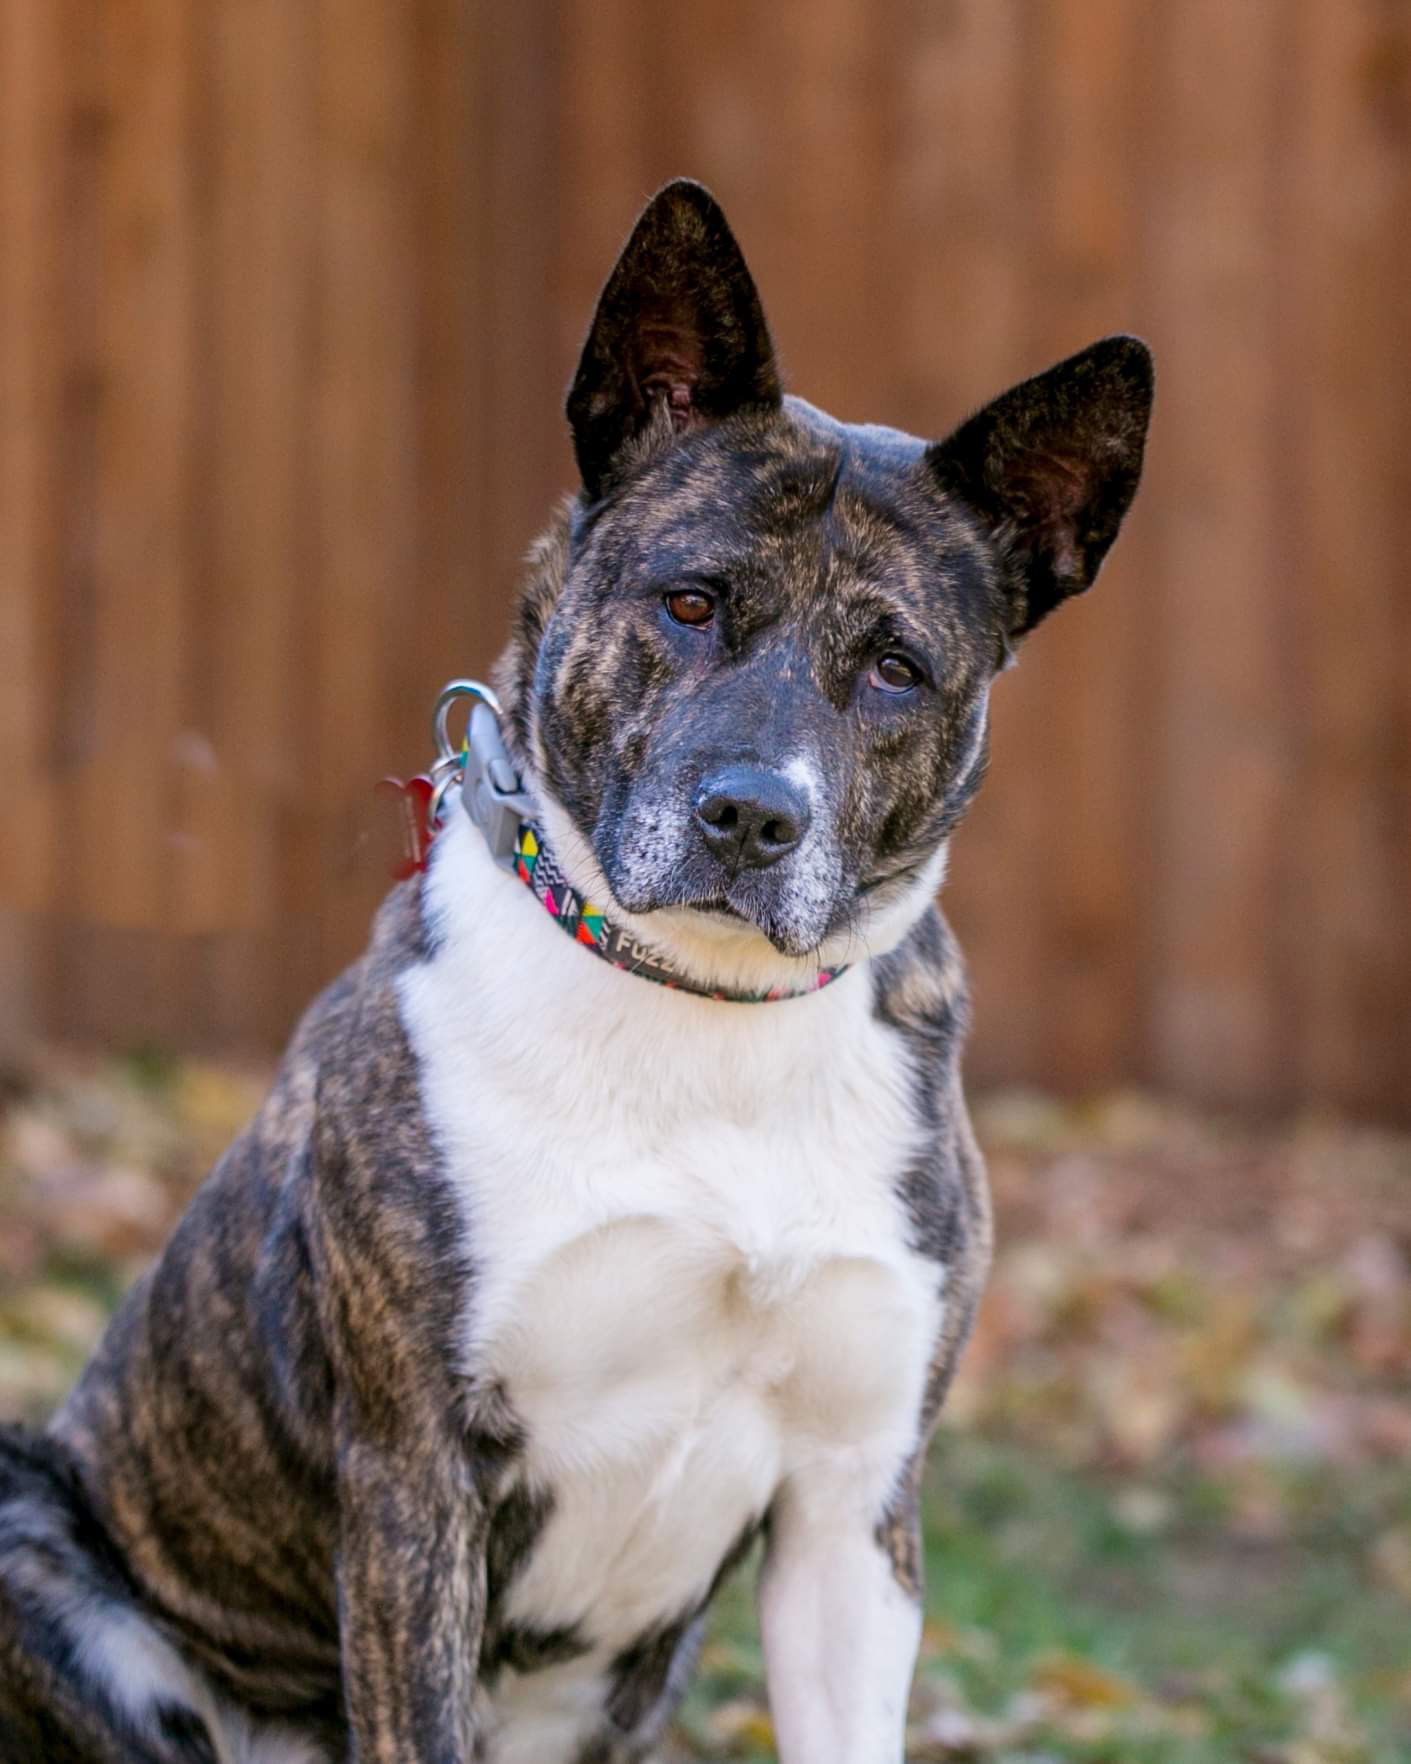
[{"xmin": 0, "ymin": 1423, "xmax": 219, "ymax": 1762}]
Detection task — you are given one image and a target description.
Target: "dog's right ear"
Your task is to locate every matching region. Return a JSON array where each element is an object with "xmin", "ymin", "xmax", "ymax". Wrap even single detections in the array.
[
  {"xmin": 566, "ymin": 180, "xmax": 781, "ymax": 499},
  {"xmin": 928, "ymin": 336, "xmax": 1154, "ymax": 641}
]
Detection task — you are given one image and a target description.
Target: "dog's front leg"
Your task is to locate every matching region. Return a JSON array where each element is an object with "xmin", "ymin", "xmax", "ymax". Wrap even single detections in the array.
[
  {"xmin": 759, "ymin": 1462, "xmax": 922, "ymax": 1762},
  {"xmin": 337, "ymin": 1422, "xmax": 487, "ymax": 1763}
]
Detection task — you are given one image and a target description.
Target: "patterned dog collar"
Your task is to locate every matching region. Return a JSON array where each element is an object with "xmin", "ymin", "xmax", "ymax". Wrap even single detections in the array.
[{"xmin": 510, "ymin": 822, "xmax": 847, "ymax": 1004}]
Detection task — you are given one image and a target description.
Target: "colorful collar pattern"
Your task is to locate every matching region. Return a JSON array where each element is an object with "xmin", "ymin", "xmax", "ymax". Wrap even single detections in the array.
[{"xmin": 510, "ymin": 823, "xmax": 847, "ymax": 1004}]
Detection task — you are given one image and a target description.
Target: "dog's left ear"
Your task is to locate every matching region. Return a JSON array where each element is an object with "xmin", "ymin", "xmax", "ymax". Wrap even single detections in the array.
[
  {"xmin": 567, "ymin": 180, "xmax": 781, "ymax": 498},
  {"xmin": 928, "ymin": 336, "xmax": 1154, "ymax": 640}
]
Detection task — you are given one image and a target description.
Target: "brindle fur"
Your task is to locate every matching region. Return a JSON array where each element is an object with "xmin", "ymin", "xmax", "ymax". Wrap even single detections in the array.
[{"xmin": 0, "ymin": 180, "xmax": 1150, "ymax": 1760}]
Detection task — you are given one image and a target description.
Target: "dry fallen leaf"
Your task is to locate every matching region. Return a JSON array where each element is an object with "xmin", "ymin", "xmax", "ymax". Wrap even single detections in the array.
[
  {"xmin": 1030, "ymin": 1652, "xmax": 1141, "ymax": 1710},
  {"xmin": 706, "ymin": 1699, "xmax": 775, "ymax": 1752}
]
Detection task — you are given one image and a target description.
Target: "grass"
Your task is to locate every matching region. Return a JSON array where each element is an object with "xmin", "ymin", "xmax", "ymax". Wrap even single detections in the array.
[{"xmin": 683, "ymin": 1439, "xmax": 1411, "ymax": 1761}]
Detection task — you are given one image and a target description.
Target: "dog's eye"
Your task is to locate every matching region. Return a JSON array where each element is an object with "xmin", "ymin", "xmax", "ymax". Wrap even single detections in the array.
[
  {"xmin": 664, "ymin": 588, "xmax": 716, "ymax": 628},
  {"xmin": 870, "ymin": 653, "xmax": 922, "ymax": 694}
]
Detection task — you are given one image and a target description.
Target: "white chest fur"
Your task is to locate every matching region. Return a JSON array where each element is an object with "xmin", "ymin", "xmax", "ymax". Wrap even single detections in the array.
[{"xmin": 399, "ymin": 815, "xmax": 944, "ymax": 1657}]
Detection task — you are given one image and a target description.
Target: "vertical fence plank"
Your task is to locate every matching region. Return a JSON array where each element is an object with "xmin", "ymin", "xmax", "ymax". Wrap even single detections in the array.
[
  {"xmin": 743, "ymin": 0, "xmax": 890, "ymax": 425},
  {"xmin": 29, "ymin": 0, "xmax": 106, "ymax": 1044},
  {"xmin": 555, "ymin": 0, "xmax": 655, "ymax": 414},
  {"xmin": 477, "ymin": 0, "xmax": 565, "ymax": 640},
  {"xmin": 1142, "ymin": 0, "xmax": 1290, "ymax": 1107},
  {"xmin": 183, "ymin": 0, "xmax": 308, "ymax": 920},
  {"xmin": 1283, "ymin": 0, "xmax": 1411, "ymax": 1114},
  {"xmin": 309, "ymin": 0, "xmax": 417, "ymax": 981},
  {"xmin": 0, "ymin": 0, "xmax": 63, "ymax": 1045},
  {"xmin": 177, "ymin": 0, "xmax": 319, "ymax": 1046},
  {"xmin": 1392, "ymin": 15, "xmax": 1411, "ymax": 1117},
  {"xmin": 403, "ymin": 0, "xmax": 485, "ymax": 717},
  {"xmin": 71, "ymin": 0, "xmax": 195, "ymax": 931},
  {"xmin": 1113, "ymin": 0, "xmax": 1167, "ymax": 1100},
  {"xmin": 1020, "ymin": 0, "xmax": 1146, "ymax": 1094},
  {"xmin": 0, "ymin": 0, "xmax": 55, "ymax": 916},
  {"xmin": 46, "ymin": 0, "xmax": 198, "ymax": 1047},
  {"xmin": 649, "ymin": 0, "xmax": 765, "ymax": 220}
]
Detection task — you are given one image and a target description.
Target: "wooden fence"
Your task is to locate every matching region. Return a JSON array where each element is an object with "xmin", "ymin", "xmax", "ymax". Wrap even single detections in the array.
[{"xmin": 2, "ymin": 0, "xmax": 1408, "ymax": 1119}]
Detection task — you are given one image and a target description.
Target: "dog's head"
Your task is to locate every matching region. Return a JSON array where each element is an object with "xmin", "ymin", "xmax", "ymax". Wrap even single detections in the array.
[{"xmin": 501, "ymin": 181, "xmax": 1152, "ymax": 987}]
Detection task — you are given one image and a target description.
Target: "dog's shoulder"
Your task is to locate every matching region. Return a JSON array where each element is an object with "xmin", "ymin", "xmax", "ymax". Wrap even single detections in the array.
[
  {"xmin": 278, "ymin": 878, "xmax": 478, "ymax": 1414},
  {"xmin": 870, "ymin": 900, "xmax": 992, "ymax": 1401},
  {"xmin": 870, "ymin": 904, "xmax": 982, "ymax": 1233}
]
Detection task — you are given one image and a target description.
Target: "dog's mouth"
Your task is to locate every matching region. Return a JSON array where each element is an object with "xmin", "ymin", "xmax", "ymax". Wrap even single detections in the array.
[
  {"xmin": 679, "ymin": 858, "xmax": 926, "ymax": 949},
  {"xmin": 610, "ymin": 865, "xmax": 817, "ymax": 954},
  {"xmin": 682, "ymin": 897, "xmax": 752, "ymax": 925},
  {"xmin": 635, "ymin": 871, "xmax": 847, "ymax": 960},
  {"xmin": 655, "ymin": 885, "xmax": 787, "ymax": 943}
]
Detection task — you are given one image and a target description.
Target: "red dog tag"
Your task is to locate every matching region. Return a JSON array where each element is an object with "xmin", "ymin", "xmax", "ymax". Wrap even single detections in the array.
[{"xmin": 377, "ymin": 775, "xmax": 435, "ymax": 879}]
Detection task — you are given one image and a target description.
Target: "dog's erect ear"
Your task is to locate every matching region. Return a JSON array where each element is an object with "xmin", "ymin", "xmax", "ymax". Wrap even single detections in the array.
[
  {"xmin": 928, "ymin": 336, "xmax": 1153, "ymax": 639},
  {"xmin": 566, "ymin": 180, "xmax": 781, "ymax": 498}
]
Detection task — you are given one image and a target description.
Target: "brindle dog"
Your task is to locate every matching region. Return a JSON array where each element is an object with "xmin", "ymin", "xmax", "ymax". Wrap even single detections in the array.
[{"xmin": 0, "ymin": 182, "xmax": 1151, "ymax": 1762}]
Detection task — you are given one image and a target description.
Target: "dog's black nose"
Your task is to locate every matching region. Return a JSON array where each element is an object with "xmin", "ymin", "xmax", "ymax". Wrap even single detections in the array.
[{"xmin": 693, "ymin": 766, "xmax": 810, "ymax": 873}]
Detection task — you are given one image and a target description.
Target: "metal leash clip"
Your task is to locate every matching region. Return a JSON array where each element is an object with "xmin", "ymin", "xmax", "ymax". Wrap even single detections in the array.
[{"xmin": 429, "ymin": 679, "xmax": 536, "ymax": 870}]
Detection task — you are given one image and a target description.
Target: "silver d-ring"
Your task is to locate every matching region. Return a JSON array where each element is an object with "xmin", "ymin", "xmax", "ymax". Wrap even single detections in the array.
[{"xmin": 432, "ymin": 679, "xmax": 501, "ymax": 762}]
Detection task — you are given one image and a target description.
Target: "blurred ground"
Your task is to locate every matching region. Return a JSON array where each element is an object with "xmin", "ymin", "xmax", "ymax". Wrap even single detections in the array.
[{"xmin": 2, "ymin": 1053, "xmax": 1409, "ymax": 1762}]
